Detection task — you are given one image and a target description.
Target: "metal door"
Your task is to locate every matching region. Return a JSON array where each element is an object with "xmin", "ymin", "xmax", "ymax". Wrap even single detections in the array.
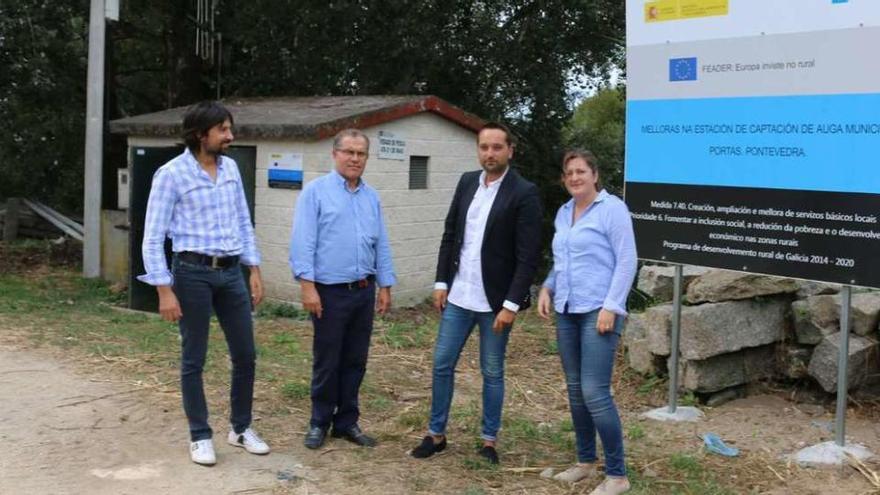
[{"xmin": 128, "ymin": 145, "xmax": 257, "ymax": 312}]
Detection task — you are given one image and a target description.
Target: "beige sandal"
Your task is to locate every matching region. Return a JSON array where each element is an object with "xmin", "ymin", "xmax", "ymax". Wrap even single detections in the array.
[
  {"xmin": 552, "ymin": 463, "xmax": 598, "ymax": 482},
  {"xmin": 588, "ymin": 476, "xmax": 631, "ymax": 495}
]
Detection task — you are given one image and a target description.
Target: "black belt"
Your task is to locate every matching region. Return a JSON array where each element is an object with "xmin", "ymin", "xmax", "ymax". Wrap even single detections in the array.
[
  {"xmin": 177, "ymin": 251, "xmax": 240, "ymax": 269},
  {"xmin": 317, "ymin": 275, "xmax": 375, "ymax": 290}
]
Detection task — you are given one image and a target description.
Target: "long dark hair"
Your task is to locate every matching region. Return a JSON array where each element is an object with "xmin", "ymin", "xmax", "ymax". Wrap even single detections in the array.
[{"xmin": 181, "ymin": 101, "xmax": 234, "ymax": 153}]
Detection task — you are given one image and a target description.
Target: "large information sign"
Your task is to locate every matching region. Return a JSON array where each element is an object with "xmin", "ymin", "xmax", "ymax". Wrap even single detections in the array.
[{"xmin": 625, "ymin": 1, "xmax": 880, "ymax": 287}]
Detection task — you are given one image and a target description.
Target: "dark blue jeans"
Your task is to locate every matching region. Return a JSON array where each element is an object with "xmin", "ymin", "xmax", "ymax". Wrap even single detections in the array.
[
  {"xmin": 309, "ymin": 281, "xmax": 375, "ymax": 431},
  {"xmin": 172, "ymin": 257, "xmax": 255, "ymax": 441},
  {"xmin": 428, "ymin": 303, "xmax": 511, "ymax": 441},
  {"xmin": 556, "ymin": 309, "xmax": 626, "ymax": 477}
]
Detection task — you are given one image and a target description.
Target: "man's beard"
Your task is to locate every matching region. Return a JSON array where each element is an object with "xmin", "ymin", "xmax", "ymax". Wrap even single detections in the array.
[
  {"xmin": 205, "ymin": 142, "xmax": 231, "ymax": 156},
  {"xmin": 481, "ymin": 160, "xmax": 507, "ymax": 173}
]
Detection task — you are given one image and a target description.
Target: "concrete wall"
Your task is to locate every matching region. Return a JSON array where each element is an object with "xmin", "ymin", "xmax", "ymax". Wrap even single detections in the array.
[
  {"xmin": 127, "ymin": 113, "xmax": 479, "ymax": 307},
  {"xmin": 255, "ymin": 113, "xmax": 478, "ymax": 306},
  {"xmin": 100, "ymin": 209, "xmax": 129, "ymax": 285}
]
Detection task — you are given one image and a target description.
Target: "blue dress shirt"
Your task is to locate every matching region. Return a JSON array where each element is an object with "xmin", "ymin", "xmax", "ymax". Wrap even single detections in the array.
[
  {"xmin": 543, "ymin": 190, "xmax": 637, "ymax": 315},
  {"xmin": 289, "ymin": 169, "xmax": 396, "ymax": 288},
  {"xmin": 138, "ymin": 149, "xmax": 260, "ymax": 287}
]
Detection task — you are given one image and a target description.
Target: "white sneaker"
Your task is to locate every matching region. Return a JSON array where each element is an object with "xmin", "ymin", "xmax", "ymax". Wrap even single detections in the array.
[
  {"xmin": 190, "ymin": 439, "xmax": 216, "ymax": 465},
  {"xmin": 589, "ymin": 477, "xmax": 631, "ymax": 495},
  {"xmin": 227, "ymin": 427, "xmax": 271, "ymax": 455},
  {"xmin": 553, "ymin": 463, "xmax": 598, "ymax": 482}
]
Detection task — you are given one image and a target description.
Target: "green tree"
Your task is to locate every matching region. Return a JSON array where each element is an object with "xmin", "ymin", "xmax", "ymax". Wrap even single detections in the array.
[
  {"xmin": 562, "ymin": 86, "xmax": 626, "ymax": 195},
  {"xmin": 0, "ymin": 0, "xmax": 208, "ymax": 211},
  {"xmin": 1, "ymin": 0, "xmax": 625, "ymax": 219},
  {"xmin": 222, "ymin": 0, "xmax": 625, "ymax": 250},
  {"xmin": 0, "ymin": 1, "xmax": 89, "ymax": 211}
]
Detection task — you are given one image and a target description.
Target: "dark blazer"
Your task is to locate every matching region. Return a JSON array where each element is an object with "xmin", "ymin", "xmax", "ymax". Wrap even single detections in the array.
[{"xmin": 435, "ymin": 168, "xmax": 543, "ymax": 313}]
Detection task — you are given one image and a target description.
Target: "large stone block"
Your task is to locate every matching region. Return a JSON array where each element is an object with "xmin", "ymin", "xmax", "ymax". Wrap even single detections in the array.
[
  {"xmin": 792, "ymin": 295, "xmax": 840, "ymax": 345},
  {"xmin": 678, "ymin": 345, "xmax": 776, "ymax": 393},
  {"xmin": 686, "ymin": 271, "xmax": 799, "ymax": 304},
  {"xmin": 792, "ymin": 292, "xmax": 880, "ymax": 343},
  {"xmin": 624, "ymin": 304, "xmax": 674, "ymax": 360},
  {"xmin": 679, "ymin": 298, "xmax": 788, "ymax": 360},
  {"xmin": 645, "ymin": 304, "xmax": 674, "ymax": 356},
  {"xmin": 623, "ymin": 311, "xmax": 647, "ymax": 342},
  {"xmin": 851, "ymin": 292, "xmax": 880, "ymax": 336},
  {"xmin": 796, "ymin": 280, "xmax": 840, "ymax": 299},
  {"xmin": 623, "ymin": 315, "xmax": 662, "ymax": 375},
  {"xmin": 626, "ymin": 338, "xmax": 663, "ymax": 376},
  {"xmin": 808, "ymin": 332, "xmax": 879, "ymax": 393},
  {"xmin": 636, "ymin": 265, "xmax": 711, "ymax": 302}
]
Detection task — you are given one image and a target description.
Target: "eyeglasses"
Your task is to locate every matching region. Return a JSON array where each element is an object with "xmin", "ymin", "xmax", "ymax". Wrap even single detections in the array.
[{"xmin": 335, "ymin": 148, "xmax": 368, "ymax": 159}]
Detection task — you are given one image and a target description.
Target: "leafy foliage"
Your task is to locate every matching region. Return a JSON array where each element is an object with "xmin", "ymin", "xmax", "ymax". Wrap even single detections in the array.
[
  {"xmin": 0, "ymin": 1, "xmax": 89, "ymax": 210},
  {"xmin": 1, "ymin": 1, "xmax": 625, "ymax": 218},
  {"xmin": 562, "ymin": 87, "xmax": 626, "ymax": 195}
]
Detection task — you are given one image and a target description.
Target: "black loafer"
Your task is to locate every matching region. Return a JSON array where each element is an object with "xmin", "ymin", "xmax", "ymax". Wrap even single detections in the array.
[
  {"xmin": 411, "ymin": 435, "xmax": 447, "ymax": 459},
  {"xmin": 331, "ymin": 424, "xmax": 377, "ymax": 447},
  {"xmin": 304, "ymin": 426, "xmax": 327, "ymax": 450},
  {"xmin": 478, "ymin": 445, "xmax": 499, "ymax": 465}
]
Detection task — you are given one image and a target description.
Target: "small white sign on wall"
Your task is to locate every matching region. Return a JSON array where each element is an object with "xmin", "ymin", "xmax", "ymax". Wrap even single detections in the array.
[
  {"xmin": 267, "ymin": 152, "xmax": 304, "ymax": 189},
  {"xmin": 377, "ymin": 130, "xmax": 406, "ymax": 161}
]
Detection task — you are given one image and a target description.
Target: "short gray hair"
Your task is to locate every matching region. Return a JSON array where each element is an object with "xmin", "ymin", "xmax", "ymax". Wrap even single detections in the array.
[{"xmin": 333, "ymin": 128, "xmax": 370, "ymax": 151}]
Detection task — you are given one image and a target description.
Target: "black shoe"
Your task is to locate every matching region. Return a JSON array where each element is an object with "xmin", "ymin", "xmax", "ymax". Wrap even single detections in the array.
[
  {"xmin": 330, "ymin": 424, "xmax": 377, "ymax": 447},
  {"xmin": 411, "ymin": 435, "xmax": 447, "ymax": 459},
  {"xmin": 304, "ymin": 426, "xmax": 327, "ymax": 450},
  {"xmin": 478, "ymin": 445, "xmax": 499, "ymax": 465}
]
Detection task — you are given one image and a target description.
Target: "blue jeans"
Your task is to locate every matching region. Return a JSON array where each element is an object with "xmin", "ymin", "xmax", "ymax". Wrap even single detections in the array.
[
  {"xmin": 172, "ymin": 257, "xmax": 256, "ymax": 441},
  {"xmin": 428, "ymin": 303, "xmax": 511, "ymax": 441},
  {"xmin": 556, "ymin": 309, "xmax": 626, "ymax": 477}
]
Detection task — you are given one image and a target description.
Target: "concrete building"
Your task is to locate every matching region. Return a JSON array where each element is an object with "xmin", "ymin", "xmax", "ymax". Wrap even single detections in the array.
[{"xmin": 109, "ymin": 95, "xmax": 484, "ymax": 309}]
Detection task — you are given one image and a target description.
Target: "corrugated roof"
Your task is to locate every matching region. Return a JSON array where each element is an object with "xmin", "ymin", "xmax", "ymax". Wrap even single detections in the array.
[{"xmin": 109, "ymin": 95, "xmax": 484, "ymax": 139}]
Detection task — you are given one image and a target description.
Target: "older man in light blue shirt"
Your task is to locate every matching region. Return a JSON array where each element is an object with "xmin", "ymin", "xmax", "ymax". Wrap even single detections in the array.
[
  {"xmin": 289, "ymin": 128, "xmax": 396, "ymax": 450},
  {"xmin": 288, "ymin": 170, "xmax": 395, "ymax": 289}
]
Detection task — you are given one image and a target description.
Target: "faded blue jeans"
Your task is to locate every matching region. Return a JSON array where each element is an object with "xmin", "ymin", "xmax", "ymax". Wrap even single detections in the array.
[
  {"xmin": 428, "ymin": 303, "xmax": 511, "ymax": 441},
  {"xmin": 172, "ymin": 257, "xmax": 256, "ymax": 441},
  {"xmin": 556, "ymin": 308, "xmax": 626, "ymax": 477}
]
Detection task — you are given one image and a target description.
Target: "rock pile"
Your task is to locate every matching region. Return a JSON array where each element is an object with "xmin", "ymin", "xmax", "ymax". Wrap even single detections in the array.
[{"xmin": 624, "ymin": 265, "xmax": 880, "ymax": 398}]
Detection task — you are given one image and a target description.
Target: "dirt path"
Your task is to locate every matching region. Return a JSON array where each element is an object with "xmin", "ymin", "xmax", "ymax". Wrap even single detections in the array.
[
  {"xmin": 0, "ymin": 347, "xmax": 315, "ymax": 495},
  {"xmin": 3, "ymin": 329, "xmax": 880, "ymax": 495},
  {"xmin": 635, "ymin": 394, "xmax": 880, "ymax": 494}
]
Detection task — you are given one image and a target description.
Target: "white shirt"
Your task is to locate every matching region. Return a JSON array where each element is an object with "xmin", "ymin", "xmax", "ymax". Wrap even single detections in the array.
[{"xmin": 436, "ymin": 169, "xmax": 520, "ymax": 313}]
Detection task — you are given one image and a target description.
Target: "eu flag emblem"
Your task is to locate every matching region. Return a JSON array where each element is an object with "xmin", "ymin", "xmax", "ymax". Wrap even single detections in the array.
[{"xmin": 669, "ymin": 57, "xmax": 697, "ymax": 81}]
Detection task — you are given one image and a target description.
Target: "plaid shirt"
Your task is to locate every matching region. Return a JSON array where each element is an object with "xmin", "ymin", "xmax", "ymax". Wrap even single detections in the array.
[{"xmin": 138, "ymin": 149, "xmax": 260, "ymax": 286}]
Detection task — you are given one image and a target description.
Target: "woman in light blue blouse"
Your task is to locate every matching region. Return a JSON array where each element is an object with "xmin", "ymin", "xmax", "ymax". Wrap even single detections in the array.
[{"xmin": 538, "ymin": 149, "xmax": 637, "ymax": 495}]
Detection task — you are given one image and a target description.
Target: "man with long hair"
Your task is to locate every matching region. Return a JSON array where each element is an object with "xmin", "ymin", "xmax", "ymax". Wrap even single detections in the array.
[{"xmin": 140, "ymin": 101, "xmax": 269, "ymax": 465}]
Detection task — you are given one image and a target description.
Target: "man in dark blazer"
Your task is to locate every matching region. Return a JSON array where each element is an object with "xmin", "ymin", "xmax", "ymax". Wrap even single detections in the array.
[{"xmin": 410, "ymin": 121, "xmax": 542, "ymax": 465}]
